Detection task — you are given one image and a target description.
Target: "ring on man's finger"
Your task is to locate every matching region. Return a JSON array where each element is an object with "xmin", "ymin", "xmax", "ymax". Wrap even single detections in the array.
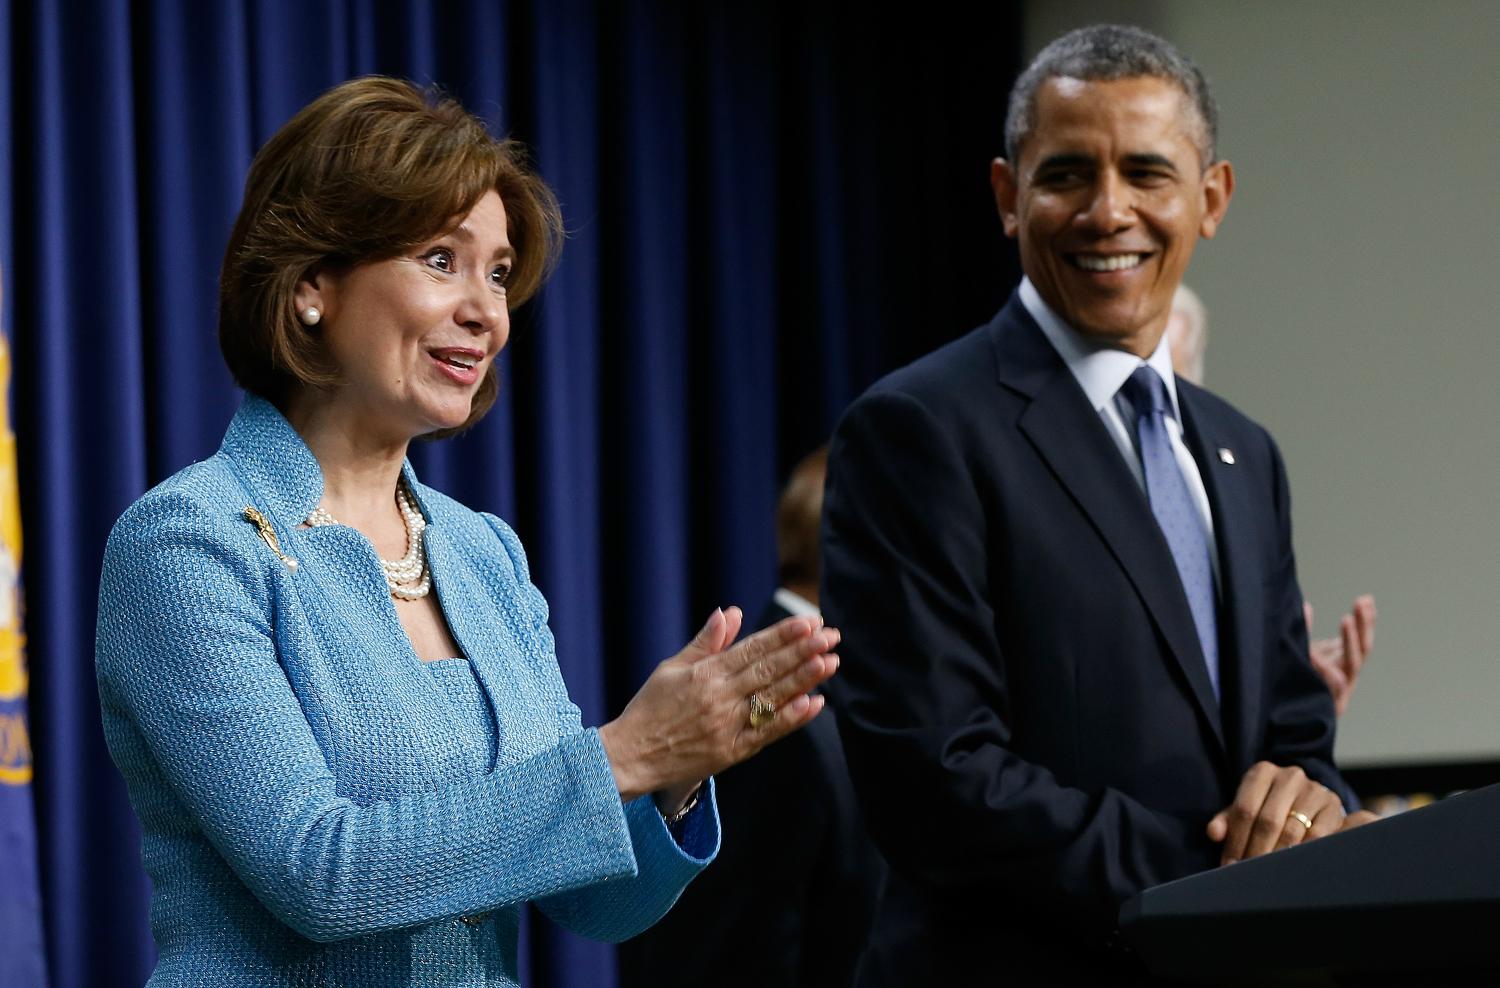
[
  {"xmin": 1288, "ymin": 809, "xmax": 1314, "ymax": 831},
  {"xmin": 748, "ymin": 692, "xmax": 777, "ymax": 728}
]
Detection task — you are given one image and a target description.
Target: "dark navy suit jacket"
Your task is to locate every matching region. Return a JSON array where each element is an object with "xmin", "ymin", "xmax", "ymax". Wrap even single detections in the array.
[{"xmin": 820, "ymin": 293, "xmax": 1347, "ymax": 983}]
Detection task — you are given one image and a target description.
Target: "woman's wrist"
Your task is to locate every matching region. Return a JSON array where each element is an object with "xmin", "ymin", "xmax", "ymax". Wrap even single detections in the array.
[
  {"xmin": 654, "ymin": 780, "xmax": 703, "ymax": 824},
  {"xmin": 598, "ymin": 720, "xmax": 650, "ymax": 803}
]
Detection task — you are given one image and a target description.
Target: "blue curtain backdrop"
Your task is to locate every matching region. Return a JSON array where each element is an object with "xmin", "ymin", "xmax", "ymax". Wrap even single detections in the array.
[{"xmin": 0, "ymin": 1, "xmax": 1021, "ymax": 984}]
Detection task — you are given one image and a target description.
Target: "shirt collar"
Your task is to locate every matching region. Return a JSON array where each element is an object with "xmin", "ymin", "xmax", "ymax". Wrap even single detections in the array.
[
  {"xmin": 772, "ymin": 587, "xmax": 821, "ymax": 619},
  {"xmin": 1019, "ymin": 277, "xmax": 1182, "ymax": 420}
]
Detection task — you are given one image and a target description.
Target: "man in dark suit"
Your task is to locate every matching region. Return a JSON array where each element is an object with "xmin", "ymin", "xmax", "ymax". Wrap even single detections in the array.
[
  {"xmin": 821, "ymin": 25, "xmax": 1373, "ymax": 983},
  {"xmin": 627, "ymin": 447, "xmax": 884, "ymax": 987}
]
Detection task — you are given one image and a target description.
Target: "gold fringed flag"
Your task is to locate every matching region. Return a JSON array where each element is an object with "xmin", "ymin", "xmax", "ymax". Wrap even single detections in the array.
[{"xmin": 0, "ymin": 263, "xmax": 48, "ymax": 985}]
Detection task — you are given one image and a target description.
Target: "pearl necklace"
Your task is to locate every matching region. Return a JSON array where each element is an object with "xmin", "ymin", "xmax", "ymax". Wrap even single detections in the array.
[{"xmin": 306, "ymin": 484, "xmax": 432, "ymax": 600}]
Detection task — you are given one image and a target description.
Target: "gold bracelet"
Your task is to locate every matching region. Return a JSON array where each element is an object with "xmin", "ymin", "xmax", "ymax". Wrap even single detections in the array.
[{"xmin": 661, "ymin": 783, "xmax": 703, "ymax": 827}]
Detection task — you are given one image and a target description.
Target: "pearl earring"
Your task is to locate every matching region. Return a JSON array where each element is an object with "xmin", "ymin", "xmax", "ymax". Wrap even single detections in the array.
[{"xmin": 299, "ymin": 307, "xmax": 322, "ymax": 326}]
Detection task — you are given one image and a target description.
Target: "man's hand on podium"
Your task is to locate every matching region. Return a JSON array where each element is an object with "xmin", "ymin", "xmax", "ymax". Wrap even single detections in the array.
[{"xmin": 1206, "ymin": 762, "xmax": 1351, "ymax": 865}]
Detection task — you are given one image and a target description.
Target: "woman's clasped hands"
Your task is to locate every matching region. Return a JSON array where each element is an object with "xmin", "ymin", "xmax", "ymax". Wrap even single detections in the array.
[{"xmin": 599, "ymin": 607, "xmax": 840, "ymax": 816}]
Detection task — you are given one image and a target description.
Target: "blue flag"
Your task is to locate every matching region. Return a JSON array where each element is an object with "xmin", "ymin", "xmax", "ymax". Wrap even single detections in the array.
[{"xmin": 0, "ymin": 266, "xmax": 48, "ymax": 986}]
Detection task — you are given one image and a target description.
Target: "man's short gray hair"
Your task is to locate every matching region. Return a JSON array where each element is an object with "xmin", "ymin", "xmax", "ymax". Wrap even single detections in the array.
[{"xmin": 1004, "ymin": 24, "xmax": 1219, "ymax": 167}]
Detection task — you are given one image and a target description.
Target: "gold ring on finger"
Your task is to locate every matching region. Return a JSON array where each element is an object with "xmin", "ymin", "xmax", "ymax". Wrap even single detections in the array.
[
  {"xmin": 748, "ymin": 691, "xmax": 776, "ymax": 729},
  {"xmin": 1288, "ymin": 809, "xmax": 1314, "ymax": 831}
]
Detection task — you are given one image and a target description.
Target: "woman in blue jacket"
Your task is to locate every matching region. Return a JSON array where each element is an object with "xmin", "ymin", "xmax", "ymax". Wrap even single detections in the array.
[{"xmin": 94, "ymin": 76, "xmax": 839, "ymax": 986}]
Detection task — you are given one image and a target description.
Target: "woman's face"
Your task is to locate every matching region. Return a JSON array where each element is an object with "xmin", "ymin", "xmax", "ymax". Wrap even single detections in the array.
[{"xmin": 299, "ymin": 189, "xmax": 513, "ymax": 440}]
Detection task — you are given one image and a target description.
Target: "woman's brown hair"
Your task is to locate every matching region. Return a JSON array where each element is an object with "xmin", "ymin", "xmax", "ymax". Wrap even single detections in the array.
[{"xmin": 218, "ymin": 76, "xmax": 563, "ymax": 435}]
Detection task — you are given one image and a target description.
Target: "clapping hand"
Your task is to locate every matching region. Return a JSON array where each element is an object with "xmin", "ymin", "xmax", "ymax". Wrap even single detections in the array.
[
  {"xmin": 599, "ymin": 607, "xmax": 840, "ymax": 816},
  {"xmin": 1304, "ymin": 595, "xmax": 1376, "ymax": 717}
]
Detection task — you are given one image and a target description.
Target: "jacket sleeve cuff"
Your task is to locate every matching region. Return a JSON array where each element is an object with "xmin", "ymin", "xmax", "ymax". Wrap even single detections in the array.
[{"xmin": 626, "ymin": 776, "xmax": 721, "ymax": 869}]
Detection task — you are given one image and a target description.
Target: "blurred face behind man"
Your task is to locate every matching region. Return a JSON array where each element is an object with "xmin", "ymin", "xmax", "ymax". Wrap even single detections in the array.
[{"xmin": 991, "ymin": 75, "xmax": 1234, "ymax": 357}]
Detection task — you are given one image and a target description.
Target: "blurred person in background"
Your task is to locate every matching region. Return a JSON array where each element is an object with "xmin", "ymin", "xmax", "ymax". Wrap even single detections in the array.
[
  {"xmin": 1167, "ymin": 284, "xmax": 1377, "ymax": 717},
  {"xmin": 628, "ymin": 446, "xmax": 883, "ymax": 987}
]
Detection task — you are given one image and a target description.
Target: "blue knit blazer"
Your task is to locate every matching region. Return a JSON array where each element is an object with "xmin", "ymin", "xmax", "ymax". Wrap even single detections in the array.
[{"xmin": 96, "ymin": 396, "xmax": 719, "ymax": 986}]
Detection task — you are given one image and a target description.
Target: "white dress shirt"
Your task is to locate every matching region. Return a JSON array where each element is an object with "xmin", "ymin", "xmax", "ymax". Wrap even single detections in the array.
[{"xmin": 1019, "ymin": 278, "xmax": 1220, "ymax": 581}]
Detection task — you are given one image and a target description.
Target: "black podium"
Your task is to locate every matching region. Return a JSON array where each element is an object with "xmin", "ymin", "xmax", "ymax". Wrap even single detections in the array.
[{"xmin": 1119, "ymin": 782, "xmax": 1500, "ymax": 984}]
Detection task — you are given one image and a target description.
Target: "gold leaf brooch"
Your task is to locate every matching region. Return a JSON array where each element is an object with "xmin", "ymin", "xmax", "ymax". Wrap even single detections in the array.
[{"xmin": 243, "ymin": 506, "xmax": 299, "ymax": 571}]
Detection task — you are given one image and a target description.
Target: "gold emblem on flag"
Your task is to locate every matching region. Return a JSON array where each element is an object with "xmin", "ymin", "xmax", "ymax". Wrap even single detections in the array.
[{"xmin": 0, "ymin": 268, "xmax": 33, "ymax": 785}]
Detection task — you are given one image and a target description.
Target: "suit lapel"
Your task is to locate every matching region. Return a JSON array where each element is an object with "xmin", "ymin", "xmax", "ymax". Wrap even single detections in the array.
[
  {"xmin": 993, "ymin": 299, "xmax": 1226, "ymax": 753},
  {"xmin": 1178, "ymin": 389, "xmax": 1264, "ymax": 771}
]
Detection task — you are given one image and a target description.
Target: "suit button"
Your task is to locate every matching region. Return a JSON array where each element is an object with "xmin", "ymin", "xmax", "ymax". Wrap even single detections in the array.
[{"xmin": 459, "ymin": 912, "xmax": 490, "ymax": 927}]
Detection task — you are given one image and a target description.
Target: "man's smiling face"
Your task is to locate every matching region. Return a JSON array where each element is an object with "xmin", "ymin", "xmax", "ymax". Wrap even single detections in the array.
[{"xmin": 992, "ymin": 75, "xmax": 1233, "ymax": 357}]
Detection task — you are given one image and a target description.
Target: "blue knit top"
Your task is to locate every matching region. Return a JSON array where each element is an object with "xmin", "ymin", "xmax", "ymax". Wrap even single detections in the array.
[{"xmin": 95, "ymin": 395, "xmax": 718, "ymax": 986}]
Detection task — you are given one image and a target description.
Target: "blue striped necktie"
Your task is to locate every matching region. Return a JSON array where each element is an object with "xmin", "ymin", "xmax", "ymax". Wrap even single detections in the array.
[{"xmin": 1120, "ymin": 365, "xmax": 1220, "ymax": 701}]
